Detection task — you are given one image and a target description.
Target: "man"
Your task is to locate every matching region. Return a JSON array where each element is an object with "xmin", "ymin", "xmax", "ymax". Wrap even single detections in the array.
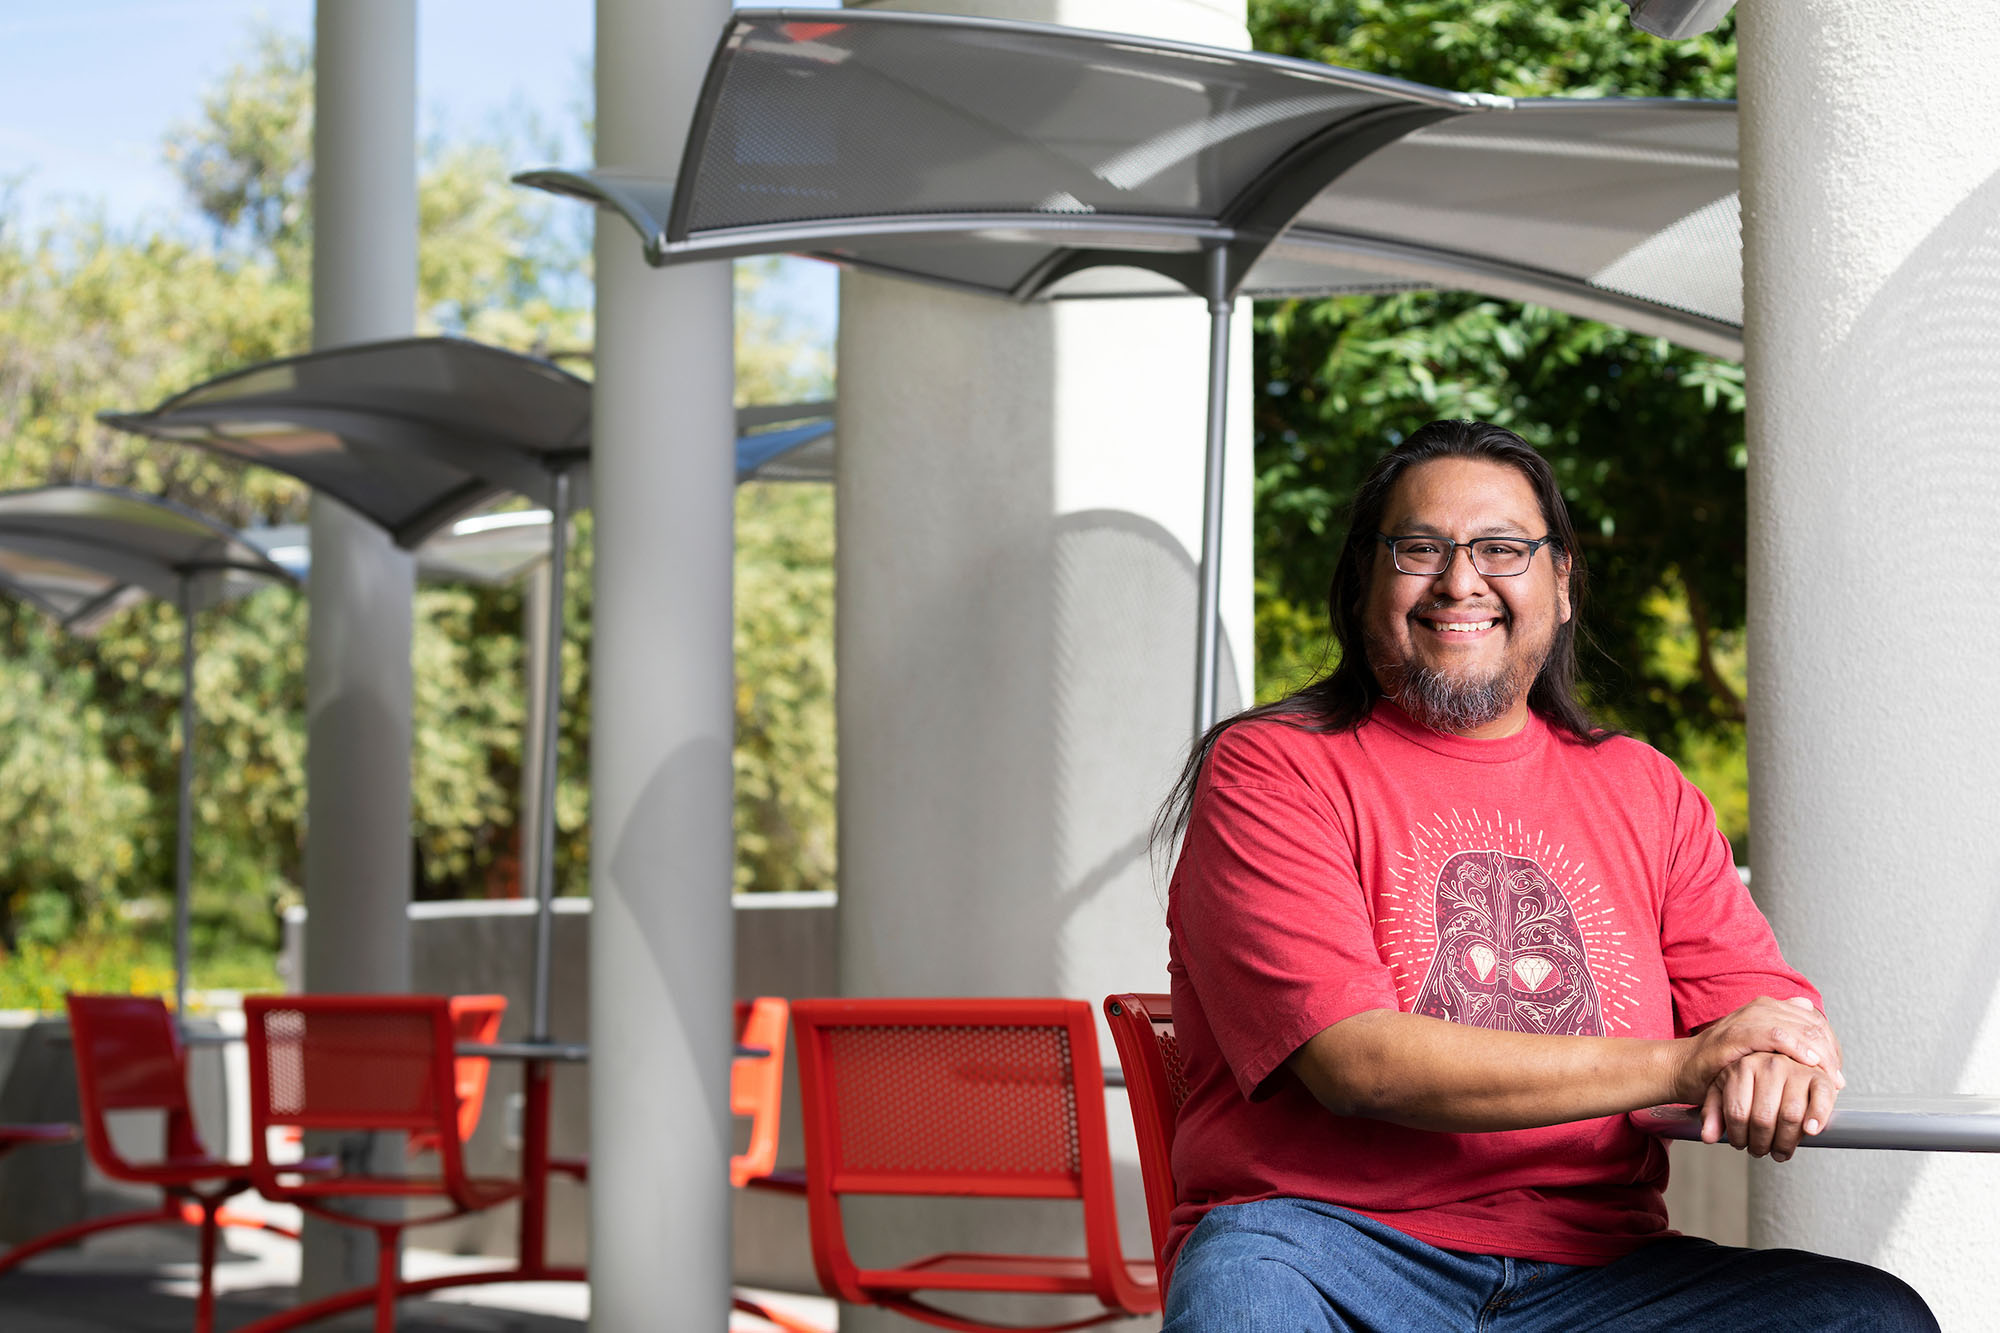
[{"xmin": 1158, "ymin": 420, "xmax": 1934, "ymax": 1331}]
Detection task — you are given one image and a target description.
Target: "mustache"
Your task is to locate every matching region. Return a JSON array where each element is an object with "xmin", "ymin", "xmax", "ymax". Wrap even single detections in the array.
[{"xmin": 1410, "ymin": 599, "xmax": 1508, "ymax": 620}]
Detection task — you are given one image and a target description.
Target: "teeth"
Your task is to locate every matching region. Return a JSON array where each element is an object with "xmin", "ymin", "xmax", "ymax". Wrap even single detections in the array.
[{"xmin": 1433, "ymin": 620, "xmax": 1494, "ymax": 633}]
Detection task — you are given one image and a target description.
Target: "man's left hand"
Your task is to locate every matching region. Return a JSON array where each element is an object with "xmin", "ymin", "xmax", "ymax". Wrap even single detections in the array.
[{"xmin": 1701, "ymin": 1050, "xmax": 1840, "ymax": 1161}]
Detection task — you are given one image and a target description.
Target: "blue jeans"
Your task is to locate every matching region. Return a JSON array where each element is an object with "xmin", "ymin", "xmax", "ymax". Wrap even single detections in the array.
[{"xmin": 1163, "ymin": 1198, "xmax": 1937, "ymax": 1333}]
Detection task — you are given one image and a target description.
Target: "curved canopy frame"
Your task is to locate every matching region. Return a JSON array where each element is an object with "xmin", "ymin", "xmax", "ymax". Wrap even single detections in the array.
[
  {"xmin": 0, "ymin": 484, "xmax": 295, "ymax": 1016},
  {"xmin": 519, "ymin": 8, "xmax": 1745, "ymax": 734}
]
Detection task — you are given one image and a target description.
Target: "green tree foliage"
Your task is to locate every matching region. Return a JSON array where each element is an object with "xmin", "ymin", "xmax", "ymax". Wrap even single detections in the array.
[
  {"xmin": 1246, "ymin": 1, "xmax": 1753, "ymax": 846},
  {"xmin": 0, "ymin": 27, "xmax": 840, "ymax": 1002},
  {"xmin": 732, "ymin": 258, "xmax": 837, "ymax": 895}
]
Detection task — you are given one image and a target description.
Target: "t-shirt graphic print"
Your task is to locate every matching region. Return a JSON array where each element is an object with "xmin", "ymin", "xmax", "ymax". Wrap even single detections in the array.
[{"xmin": 1410, "ymin": 845, "xmax": 1605, "ymax": 1036}]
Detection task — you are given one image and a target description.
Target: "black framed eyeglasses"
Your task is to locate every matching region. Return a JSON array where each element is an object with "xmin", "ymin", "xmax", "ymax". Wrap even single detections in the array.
[{"xmin": 1376, "ymin": 533, "xmax": 1557, "ymax": 578}]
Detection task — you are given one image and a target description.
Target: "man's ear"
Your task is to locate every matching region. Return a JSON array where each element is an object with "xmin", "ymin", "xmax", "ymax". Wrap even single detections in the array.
[{"xmin": 1555, "ymin": 551, "xmax": 1573, "ymax": 625}]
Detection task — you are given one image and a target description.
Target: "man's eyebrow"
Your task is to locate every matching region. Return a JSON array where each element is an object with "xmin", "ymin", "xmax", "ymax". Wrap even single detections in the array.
[{"xmin": 1386, "ymin": 520, "xmax": 1537, "ymax": 537}]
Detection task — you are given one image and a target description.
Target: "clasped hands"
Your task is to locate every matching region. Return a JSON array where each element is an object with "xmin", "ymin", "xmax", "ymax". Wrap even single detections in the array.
[{"xmin": 1674, "ymin": 996, "xmax": 1844, "ymax": 1163}]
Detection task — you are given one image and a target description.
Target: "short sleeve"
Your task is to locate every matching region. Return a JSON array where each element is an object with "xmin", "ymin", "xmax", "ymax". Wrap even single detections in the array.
[
  {"xmin": 1172, "ymin": 725, "xmax": 1402, "ymax": 1098},
  {"xmin": 1657, "ymin": 765, "xmax": 1820, "ymax": 1032}
]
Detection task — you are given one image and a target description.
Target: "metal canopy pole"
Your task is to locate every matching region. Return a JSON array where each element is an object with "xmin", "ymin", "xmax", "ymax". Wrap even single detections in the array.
[
  {"xmin": 173, "ymin": 579, "xmax": 197, "ymax": 1018},
  {"xmin": 529, "ymin": 466, "xmax": 571, "ymax": 1043},
  {"xmin": 1193, "ymin": 243, "xmax": 1233, "ymax": 738}
]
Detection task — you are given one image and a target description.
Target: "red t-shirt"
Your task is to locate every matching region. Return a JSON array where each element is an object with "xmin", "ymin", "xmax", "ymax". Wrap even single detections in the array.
[{"xmin": 1165, "ymin": 703, "xmax": 1817, "ymax": 1274}]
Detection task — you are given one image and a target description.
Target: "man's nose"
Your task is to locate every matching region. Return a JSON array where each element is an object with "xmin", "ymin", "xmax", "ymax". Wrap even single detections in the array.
[{"xmin": 1432, "ymin": 545, "xmax": 1490, "ymax": 598}]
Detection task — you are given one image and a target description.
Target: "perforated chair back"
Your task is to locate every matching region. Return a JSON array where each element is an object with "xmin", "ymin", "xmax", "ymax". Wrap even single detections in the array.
[
  {"xmin": 790, "ymin": 996, "xmax": 1156, "ymax": 1325},
  {"xmin": 245, "ymin": 994, "xmax": 469, "ymax": 1198},
  {"xmin": 66, "ymin": 993, "xmax": 208, "ymax": 1174},
  {"xmin": 731, "ymin": 996, "xmax": 790, "ymax": 1187},
  {"xmin": 1103, "ymin": 992, "xmax": 1188, "ymax": 1270}
]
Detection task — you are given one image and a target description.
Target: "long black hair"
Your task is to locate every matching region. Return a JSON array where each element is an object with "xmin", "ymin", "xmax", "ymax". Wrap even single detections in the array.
[{"xmin": 1156, "ymin": 419, "xmax": 1613, "ymax": 850}]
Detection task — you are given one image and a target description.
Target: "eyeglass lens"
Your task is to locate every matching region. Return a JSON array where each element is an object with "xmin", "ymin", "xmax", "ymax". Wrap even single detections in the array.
[{"xmin": 1390, "ymin": 538, "xmax": 1533, "ymax": 576}]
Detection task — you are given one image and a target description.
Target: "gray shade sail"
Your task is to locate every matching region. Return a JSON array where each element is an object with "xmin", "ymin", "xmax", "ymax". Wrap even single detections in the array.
[
  {"xmin": 102, "ymin": 338, "xmax": 834, "ymax": 549},
  {"xmin": 238, "ymin": 418, "xmax": 834, "ymax": 586},
  {"xmin": 0, "ymin": 483, "xmax": 296, "ymax": 1017},
  {"xmin": 102, "ymin": 338, "xmax": 592, "ymax": 548},
  {"xmin": 520, "ymin": 8, "xmax": 1744, "ymax": 358},
  {"xmin": 0, "ymin": 484, "xmax": 294, "ymax": 634}
]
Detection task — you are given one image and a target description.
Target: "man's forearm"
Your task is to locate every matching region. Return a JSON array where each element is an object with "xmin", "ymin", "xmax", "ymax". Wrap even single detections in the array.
[
  {"xmin": 1289, "ymin": 998, "xmax": 1838, "ymax": 1133},
  {"xmin": 1289, "ymin": 1010, "xmax": 1681, "ymax": 1131}
]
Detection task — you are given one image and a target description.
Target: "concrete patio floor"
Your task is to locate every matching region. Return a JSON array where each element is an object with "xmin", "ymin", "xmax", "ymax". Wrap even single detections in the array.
[{"xmin": 0, "ymin": 1207, "xmax": 834, "ymax": 1331}]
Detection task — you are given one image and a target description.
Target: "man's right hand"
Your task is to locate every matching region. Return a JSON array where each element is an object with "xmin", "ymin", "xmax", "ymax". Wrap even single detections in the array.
[{"xmin": 1672, "ymin": 995, "xmax": 1845, "ymax": 1106}]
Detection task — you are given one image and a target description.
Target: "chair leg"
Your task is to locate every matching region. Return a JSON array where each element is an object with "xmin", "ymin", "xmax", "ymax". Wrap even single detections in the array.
[
  {"xmin": 194, "ymin": 1200, "xmax": 220, "ymax": 1333},
  {"xmin": 372, "ymin": 1225, "xmax": 401, "ymax": 1333}
]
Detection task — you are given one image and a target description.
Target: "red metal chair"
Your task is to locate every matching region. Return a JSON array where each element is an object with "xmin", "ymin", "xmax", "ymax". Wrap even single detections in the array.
[
  {"xmin": 0, "ymin": 995, "xmax": 305, "ymax": 1333},
  {"xmin": 789, "ymin": 996, "xmax": 1158, "ymax": 1332},
  {"xmin": 728, "ymin": 996, "xmax": 828, "ymax": 1333},
  {"xmin": 404, "ymin": 993, "xmax": 506, "ymax": 1159},
  {"xmin": 1102, "ymin": 992, "xmax": 1190, "ymax": 1274},
  {"xmin": 238, "ymin": 994, "xmax": 522, "ymax": 1333},
  {"xmin": 542, "ymin": 995, "xmax": 797, "ymax": 1192},
  {"xmin": 732, "ymin": 995, "xmax": 791, "ymax": 1188}
]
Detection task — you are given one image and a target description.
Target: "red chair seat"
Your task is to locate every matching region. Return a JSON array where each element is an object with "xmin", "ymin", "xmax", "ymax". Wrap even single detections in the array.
[{"xmin": 865, "ymin": 1251, "xmax": 1158, "ymax": 1294}]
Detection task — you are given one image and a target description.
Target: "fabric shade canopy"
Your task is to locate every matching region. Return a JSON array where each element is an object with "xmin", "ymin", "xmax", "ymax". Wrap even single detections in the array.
[
  {"xmin": 103, "ymin": 337, "xmax": 833, "ymax": 548},
  {"xmin": 520, "ymin": 7, "xmax": 1743, "ymax": 358},
  {"xmin": 520, "ymin": 9, "xmax": 1749, "ymax": 733},
  {"xmin": 0, "ymin": 483, "xmax": 296, "ymax": 1015},
  {"xmin": 0, "ymin": 484, "xmax": 291, "ymax": 634},
  {"xmin": 102, "ymin": 338, "xmax": 587, "ymax": 547}
]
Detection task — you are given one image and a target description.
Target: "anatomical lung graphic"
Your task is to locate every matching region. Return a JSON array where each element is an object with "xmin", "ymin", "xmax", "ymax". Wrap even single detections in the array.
[{"xmin": 1411, "ymin": 848, "xmax": 1604, "ymax": 1036}]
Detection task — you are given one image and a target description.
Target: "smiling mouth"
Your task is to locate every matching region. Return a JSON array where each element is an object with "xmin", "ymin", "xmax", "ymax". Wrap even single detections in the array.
[{"xmin": 1419, "ymin": 617, "xmax": 1499, "ymax": 634}]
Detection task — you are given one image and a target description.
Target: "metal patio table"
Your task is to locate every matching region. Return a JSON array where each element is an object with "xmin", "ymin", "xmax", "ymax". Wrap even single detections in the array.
[
  {"xmin": 1633, "ymin": 1095, "xmax": 2000, "ymax": 1153},
  {"xmin": 0, "ymin": 484, "xmax": 294, "ymax": 1014},
  {"xmin": 522, "ymin": 7, "xmax": 1746, "ymax": 734}
]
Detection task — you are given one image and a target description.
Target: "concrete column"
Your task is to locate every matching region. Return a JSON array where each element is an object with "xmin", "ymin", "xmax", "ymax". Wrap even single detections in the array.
[
  {"xmin": 837, "ymin": 2, "xmax": 1252, "ymax": 1326},
  {"xmin": 1739, "ymin": 4, "xmax": 2000, "ymax": 1326},
  {"xmin": 590, "ymin": 0, "xmax": 737, "ymax": 1327},
  {"xmin": 302, "ymin": 0, "xmax": 417, "ymax": 1298}
]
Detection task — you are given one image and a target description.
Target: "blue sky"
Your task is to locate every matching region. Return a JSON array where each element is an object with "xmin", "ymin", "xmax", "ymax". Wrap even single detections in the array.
[{"xmin": 0, "ymin": 0, "xmax": 836, "ymax": 333}]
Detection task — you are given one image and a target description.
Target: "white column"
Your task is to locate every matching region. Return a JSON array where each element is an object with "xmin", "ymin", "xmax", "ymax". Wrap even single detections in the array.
[
  {"xmin": 1740, "ymin": 4, "xmax": 2000, "ymax": 1326},
  {"xmin": 302, "ymin": 0, "xmax": 417, "ymax": 1298},
  {"xmin": 837, "ymin": 2, "xmax": 1252, "ymax": 1326},
  {"xmin": 590, "ymin": 0, "xmax": 737, "ymax": 1327}
]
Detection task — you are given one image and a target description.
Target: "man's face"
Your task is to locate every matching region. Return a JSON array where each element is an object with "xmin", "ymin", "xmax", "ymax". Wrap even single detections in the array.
[{"xmin": 1363, "ymin": 456, "xmax": 1572, "ymax": 738}]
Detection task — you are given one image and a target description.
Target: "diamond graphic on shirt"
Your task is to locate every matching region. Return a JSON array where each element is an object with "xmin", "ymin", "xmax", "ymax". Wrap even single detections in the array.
[{"xmin": 1410, "ymin": 848, "xmax": 1605, "ymax": 1037}]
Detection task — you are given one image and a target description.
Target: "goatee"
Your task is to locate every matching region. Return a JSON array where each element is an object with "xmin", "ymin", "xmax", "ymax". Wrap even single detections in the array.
[{"xmin": 1376, "ymin": 654, "xmax": 1542, "ymax": 735}]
